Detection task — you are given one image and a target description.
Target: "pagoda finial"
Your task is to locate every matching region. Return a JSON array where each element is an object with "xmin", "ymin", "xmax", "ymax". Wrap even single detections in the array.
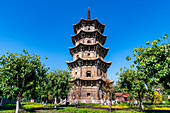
[{"xmin": 88, "ymin": 7, "xmax": 90, "ymax": 20}]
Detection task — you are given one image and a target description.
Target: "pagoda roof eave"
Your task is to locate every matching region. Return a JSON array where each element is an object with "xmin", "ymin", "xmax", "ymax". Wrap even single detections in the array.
[
  {"xmin": 72, "ymin": 38, "xmax": 106, "ymax": 46},
  {"xmin": 70, "ymin": 76, "xmax": 107, "ymax": 82},
  {"xmin": 109, "ymin": 80, "xmax": 114, "ymax": 84},
  {"xmin": 71, "ymin": 29, "xmax": 107, "ymax": 38},
  {"xmin": 73, "ymin": 18, "xmax": 105, "ymax": 27},
  {"xmin": 69, "ymin": 42, "xmax": 109, "ymax": 57},
  {"xmin": 70, "ymin": 78, "xmax": 114, "ymax": 85},
  {"xmin": 67, "ymin": 61, "xmax": 112, "ymax": 70},
  {"xmin": 71, "ymin": 38, "xmax": 76, "ymax": 45},
  {"xmin": 66, "ymin": 57, "xmax": 112, "ymax": 65},
  {"xmin": 71, "ymin": 30, "xmax": 107, "ymax": 45},
  {"xmin": 73, "ymin": 18, "xmax": 105, "ymax": 34},
  {"xmin": 69, "ymin": 42, "xmax": 109, "ymax": 51}
]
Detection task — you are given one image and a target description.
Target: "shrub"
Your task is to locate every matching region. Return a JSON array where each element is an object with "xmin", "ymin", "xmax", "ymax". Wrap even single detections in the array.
[
  {"xmin": 78, "ymin": 103, "xmax": 101, "ymax": 107},
  {"xmin": 153, "ymin": 91, "xmax": 162, "ymax": 105}
]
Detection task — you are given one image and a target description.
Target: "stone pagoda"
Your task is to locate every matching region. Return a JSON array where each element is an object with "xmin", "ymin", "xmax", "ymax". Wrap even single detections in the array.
[{"xmin": 67, "ymin": 8, "xmax": 113, "ymax": 103}]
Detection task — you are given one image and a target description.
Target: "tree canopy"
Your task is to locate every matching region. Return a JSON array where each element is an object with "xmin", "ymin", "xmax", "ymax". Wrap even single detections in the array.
[
  {"xmin": 117, "ymin": 34, "xmax": 169, "ymax": 109},
  {"xmin": 46, "ymin": 69, "xmax": 71, "ymax": 101},
  {"xmin": 131, "ymin": 34, "xmax": 170, "ymax": 89},
  {"xmin": 0, "ymin": 49, "xmax": 47, "ymax": 113},
  {"xmin": 0, "ymin": 49, "xmax": 72, "ymax": 112}
]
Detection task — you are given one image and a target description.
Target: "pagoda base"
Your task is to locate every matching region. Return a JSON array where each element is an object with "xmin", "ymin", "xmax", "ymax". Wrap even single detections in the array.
[{"xmin": 68, "ymin": 85, "xmax": 106, "ymax": 104}]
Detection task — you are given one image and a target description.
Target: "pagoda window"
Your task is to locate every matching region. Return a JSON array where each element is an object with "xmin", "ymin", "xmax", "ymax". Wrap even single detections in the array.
[
  {"xmin": 88, "ymin": 53, "xmax": 90, "ymax": 57},
  {"xmin": 87, "ymin": 93, "xmax": 90, "ymax": 97},
  {"xmin": 86, "ymin": 71, "xmax": 91, "ymax": 77},
  {"xmin": 87, "ymin": 40, "xmax": 91, "ymax": 43}
]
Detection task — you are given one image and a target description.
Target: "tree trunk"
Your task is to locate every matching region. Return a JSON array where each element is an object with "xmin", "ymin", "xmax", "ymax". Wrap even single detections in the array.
[
  {"xmin": 109, "ymin": 100, "xmax": 111, "ymax": 112},
  {"xmin": 139, "ymin": 98, "xmax": 144, "ymax": 110},
  {"xmin": 138, "ymin": 92, "xmax": 144, "ymax": 110},
  {"xmin": 0, "ymin": 97, "xmax": 3, "ymax": 105},
  {"xmin": 54, "ymin": 96, "xmax": 57, "ymax": 108},
  {"xmin": 77, "ymin": 87, "xmax": 79, "ymax": 104},
  {"xmin": 151, "ymin": 91, "xmax": 154, "ymax": 104},
  {"xmin": 109, "ymin": 94, "xmax": 112, "ymax": 112},
  {"xmin": 66, "ymin": 95, "xmax": 68, "ymax": 106},
  {"xmin": 16, "ymin": 97, "xmax": 19, "ymax": 113},
  {"xmin": 41, "ymin": 97, "xmax": 42, "ymax": 103}
]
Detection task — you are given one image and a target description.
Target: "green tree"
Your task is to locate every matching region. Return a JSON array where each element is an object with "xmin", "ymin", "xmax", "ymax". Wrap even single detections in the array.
[
  {"xmin": 117, "ymin": 34, "xmax": 169, "ymax": 109},
  {"xmin": 103, "ymin": 79, "xmax": 115, "ymax": 112},
  {"xmin": 21, "ymin": 65, "xmax": 48, "ymax": 102},
  {"xmin": 0, "ymin": 49, "xmax": 47, "ymax": 113},
  {"xmin": 118, "ymin": 68, "xmax": 146, "ymax": 110},
  {"xmin": 131, "ymin": 34, "xmax": 169, "ymax": 90},
  {"xmin": 46, "ymin": 69, "xmax": 71, "ymax": 108},
  {"xmin": 131, "ymin": 34, "xmax": 169, "ymax": 104},
  {"xmin": 34, "ymin": 67, "xmax": 49, "ymax": 102}
]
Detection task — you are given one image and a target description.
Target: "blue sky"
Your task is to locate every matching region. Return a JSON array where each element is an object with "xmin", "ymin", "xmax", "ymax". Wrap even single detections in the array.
[{"xmin": 0, "ymin": 0, "xmax": 170, "ymax": 83}]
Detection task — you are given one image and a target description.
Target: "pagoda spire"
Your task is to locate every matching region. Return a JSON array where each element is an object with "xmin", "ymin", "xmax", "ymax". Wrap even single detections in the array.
[{"xmin": 88, "ymin": 7, "xmax": 90, "ymax": 20}]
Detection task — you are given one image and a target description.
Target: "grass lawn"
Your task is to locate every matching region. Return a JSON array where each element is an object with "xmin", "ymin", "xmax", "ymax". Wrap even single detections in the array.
[
  {"xmin": 0, "ymin": 102, "xmax": 170, "ymax": 113},
  {"xmin": 1, "ymin": 109, "xmax": 170, "ymax": 113}
]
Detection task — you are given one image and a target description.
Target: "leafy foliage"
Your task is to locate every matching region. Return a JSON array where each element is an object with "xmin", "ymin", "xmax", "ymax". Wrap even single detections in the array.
[
  {"xmin": 118, "ymin": 68, "xmax": 146, "ymax": 108},
  {"xmin": 0, "ymin": 49, "xmax": 46, "ymax": 99},
  {"xmin": 132, "ymin": 34, "xmax": 170, "ymax": 90},
  {"xmin": 46, "ymin": 69, "xmax": 71, "ymax": 101},
  {"xmin": 0, "ymin": 49, "xmax": 48, "ymax": 113},
  {"xmin": 153, "ymin": 91, "xmax": 162, "ymax": 105},
  {"xmin": 117, "ymin": 34, "xmax": 169, "ymax": 108}
]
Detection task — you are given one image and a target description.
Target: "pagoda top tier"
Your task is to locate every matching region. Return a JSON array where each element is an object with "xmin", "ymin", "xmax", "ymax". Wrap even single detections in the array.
[{"xmin": 73, "ymin": 8, "xmax": 105, "ymax": 34}]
